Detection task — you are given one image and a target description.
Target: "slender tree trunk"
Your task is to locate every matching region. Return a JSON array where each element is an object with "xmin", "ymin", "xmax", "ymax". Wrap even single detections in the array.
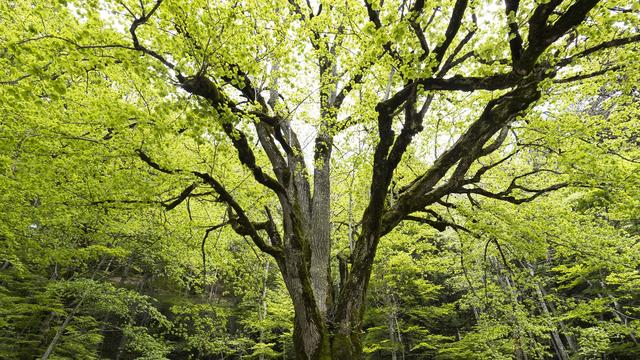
[
  {"xmin": 259, "ymin": 260, "xmax": 270, "ymax": 360},
  {"xmin": 41, "ymin": 299, "xmax": 83, "ymax": 360},
  {"xmin": 114, "ymin": 331, "xmax": 127, "ymax": 360},
  {"xmin": 388, "ymin": 312, "xmax": 398, "ymax": 360},
  {"xmin": 533, "ymin": 280, "xmax": 570, "ymax": 360},
  {"xmin": 598, "ymin": 280, "xmax": 638, "ymax": 344},
  {"xmin": 394, "ymin": 313, "xmax": 405, "ymax": 360},
  {"xmin": 539, "ymin": 285, "xmax": 579, "ymax": 352},
  {"xmin": 492, "ymin": 257, "xmax": 528, "ymax": 360}
]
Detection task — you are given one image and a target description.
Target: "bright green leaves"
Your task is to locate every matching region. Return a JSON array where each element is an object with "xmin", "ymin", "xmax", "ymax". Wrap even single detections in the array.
[
  {"xmin": 0, "ymin": 270, "xmax": 172, "ymax": 359},
  {"xmin": 1, "ymin": 0, "xmax": 639, "ymax": 359}
]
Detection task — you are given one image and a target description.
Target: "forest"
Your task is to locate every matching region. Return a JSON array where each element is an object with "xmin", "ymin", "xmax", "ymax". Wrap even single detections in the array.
[{"xmin": 0, "ymin": 0, "xmax": 639, "ymax": 359}]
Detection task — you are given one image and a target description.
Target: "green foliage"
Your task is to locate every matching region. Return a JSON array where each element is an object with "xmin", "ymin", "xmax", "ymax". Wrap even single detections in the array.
[{"xmin": 1, "ymin": 0, "xmax": 639, "ymax": 359}]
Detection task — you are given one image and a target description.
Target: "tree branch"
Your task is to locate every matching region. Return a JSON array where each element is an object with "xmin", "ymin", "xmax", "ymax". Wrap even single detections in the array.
[
  {"xmin": 516, "ymin": 0, "xmax": 599, "ymax": 74},
  {"xmin": 164, "ymin": 183, "xmax": 198, "ymax": 210},
  {"xmin": 380, "ymin": 72, "xmax": 545, "ymax": 235},
  {"xmin": 378, "ymin": 73, "xmax": 518, "ymax": 115},
  {"xmin": 128, "ymin": 0, "xmax": 179, "ymax": 72},
  {"xmin": 136, "ymin": 149, "xmax": 178, "ymax": 174},
  {"xmin": 194, "ymin": 172, "xmax": 283, "ymax": 258},
  {"xmin": 504, "ymin": 0, "xmax": 524, "ymax": 62},
  {"xmin": 220, "ymin": 122, "xmax": 287, "ymax": 197},
  {"xmin": 432, "ymin": 0, "xmax": 468, "ymax": 65},
  {"xmin": 554, "ymin": 65, "xmax": 622, "ymax": 84},
  {"xmin": 455, "ymin": 182, "xmax": 567, "ymax": 204},
  {"xmin": 556, "ymin": 34, "xmax": 640, "ymax": 67},
  {"xmin": 201, "ymin": 221, "xmax": 229, "ymax": 282},
  {"xmin": 404, "ymin": 213, "xmax": 470, "ymax": 233}
]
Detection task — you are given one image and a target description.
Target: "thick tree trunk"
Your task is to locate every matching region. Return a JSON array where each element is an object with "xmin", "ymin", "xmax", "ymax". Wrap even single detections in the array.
[
  {"xmin": 290, "ymin": 320, "xmax": 366, "ymax": 360},
  {"xmin": 310, "ymin": 130, "xmax": 333, "ymax": 317},
  {"xmin": 279, "ymin": 247, "xmax": 366, "ymax": 360},
  {"xmin": 277, "ymin": 230, "xmax": 366, "ymax": 360}
]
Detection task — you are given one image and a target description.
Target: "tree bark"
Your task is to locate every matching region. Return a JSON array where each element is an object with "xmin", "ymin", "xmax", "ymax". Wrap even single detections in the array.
[
  {"xmin": 41, "ymin": 299, "xmax": 83, "ymax": 360},
  {"xmin": 259, "ymin": 260, "xmax": 270, "ymax": 360}
]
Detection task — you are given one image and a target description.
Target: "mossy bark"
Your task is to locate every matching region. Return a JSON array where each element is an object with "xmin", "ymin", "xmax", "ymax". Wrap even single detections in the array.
[{"xmin": 292, "ymin": 323, "xmax": 363, "ymax": 360}]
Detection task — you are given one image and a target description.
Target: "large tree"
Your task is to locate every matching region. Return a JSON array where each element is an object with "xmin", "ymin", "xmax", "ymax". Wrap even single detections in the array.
[{"xmin": 2, "ymin": 0, "xmax": 639, "ymax": 358}]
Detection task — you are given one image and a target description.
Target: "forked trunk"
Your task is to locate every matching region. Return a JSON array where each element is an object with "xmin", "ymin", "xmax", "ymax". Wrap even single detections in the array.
[
  {"xmin": 291, "ymin": 318, "xmax": 363, "ymax": 360},
  {"xmin": 280, "ymin": 231, "xmax": 379, "ymax": 360},
  {"xmin": 278, "ymin": 248, "xmax": 366, "ymax": 359}
]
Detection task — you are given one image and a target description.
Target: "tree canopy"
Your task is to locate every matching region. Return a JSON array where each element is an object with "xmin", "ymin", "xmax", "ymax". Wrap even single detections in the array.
[{"xmin": 1, "ymin": 0, "xmax": 640, "ymax": 359}]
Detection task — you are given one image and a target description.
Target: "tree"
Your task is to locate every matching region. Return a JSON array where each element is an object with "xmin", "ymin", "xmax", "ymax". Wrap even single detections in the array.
[{"xmin": 2, "ymin": 0, "xmax": 639, "ymax": 358}]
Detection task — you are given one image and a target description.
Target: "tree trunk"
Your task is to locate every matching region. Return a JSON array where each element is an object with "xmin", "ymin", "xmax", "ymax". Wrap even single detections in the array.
[
  {"xmin": 533, "ymin": 278, "xmax": 570, "ymax": 360},
  {"xmin": 259, "ymin": 260, "xmax": 270, "ymax": 360},
  {"xmin": 388, "ymin": 312, "xmax": 398, "ymax": 360},
  {"xmin": 280, "ymin": 244, "xmax": 366, "ymax": 360},
  {"xmin": 41, "ymin": 299, "xmax": 83, "ymax": 360}
]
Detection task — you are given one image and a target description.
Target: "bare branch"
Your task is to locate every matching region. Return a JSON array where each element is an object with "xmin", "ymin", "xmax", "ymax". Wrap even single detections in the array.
[
  {"xmin": 136, "ymin": 149, "xmax": 178, "ymax": 175},
  {"xmin": 480, "ymin": 126, "xmax": 510, "ymax": 156},
  {"xmin": 378, "ymin": 73, "xmax": 518, "ymax": 115},
  {"xmin": 438, "ymin": 27, "xmax": 476, "ymax": 75},
  {"xmin": 404, "ymin": 213, "xmax": 470, "ymax": 233},
  {"xmin": 556, "ymin": 34, "xmax": 640, "ymax": 67},
  {"xmin": 128, "ymin": 0, "xmax": 180, "ymax": 72},
  {"xmin": 380, "ymin": 72, "xmax": 546, "ymax": 235},
  {"xmin": 201, "ymin": 221, "xmax": 229, "ymax": 282},
  {"xmin": 0, "ymin": 74, "xmax": 31, "ymax": 85},
  {"xmin": 220, "ymin": 122, "xmax": 288, "ymax": 197},
  {"xmin": 456, "ymin": 182, "xmax": 567, "ymax": 204},
  {"xmin": 364, "ymin": 0, "xmax": 383, "ymax": 29},
  {"xmin": 164, "ymin": 183, "xmax": 198, "ymax": 210},
  {"xmin": 554, "ymin": 65, "xmax": 622, "ymax": 84},
  {"xmin": 194, "ymin": 171, "xmax": 283, "ymax": 258},
  {"xmin": 408, "ymin": 0, "xmax": 429, "ymax": 56}
]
